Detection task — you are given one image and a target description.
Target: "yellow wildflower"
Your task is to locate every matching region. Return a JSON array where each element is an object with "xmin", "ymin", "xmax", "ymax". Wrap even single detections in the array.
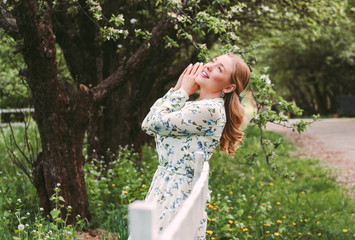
[
  {"xmin": 269, "ymin": 182, "xmax": 274, "ymax": 186},
  {"xmin": 266, "ymin": 231, "xmax": 270, "ymax": 234},
  {"xmin": 292, "ymin": 222, "xmax": 296, "ymax": 226},
  {"xmin": 298, "ymin": 233, "xmax": 302, "ymax": 236},
  {"xmin": 243, "ymin": 228, "xmax": 248, "ymax": 232},
  {"xmin": 206, "ymin": 230, "xmax": 213, "ymax": 235},
  {"xmin": 276, "ymin": 202, "xmax": 280, "ymax": 205},
  {"xmin": 112, "ymin": 184, "xmax": 115, "ymax": 187},
  {"xmin": 212, "ymin": 218, "xmax": 216, "ymax": 222},
  {"xmin": 301, "ymin": 191, "xmax": 305, "ymax": 194},
  {"xmin": 248, "ymin": 216, "xmax": 252, "ymax": 219},
  {"xmin": 274, "ymin": 232, "xmax": 280, "ymax": 236},
  {"xmin": 318, "ymin": 233, "xmax": 322, "ymax": 236},
  {"xmin": 277, "ymin": 220, "xmax": 282, "ymax": 224},
  {"xmin": 251, "ymin": 177, "xmax": 255, "ymax": 180},
  {"xmin": 282, "ymin": 216, "xmax": 286, "ymax": 219},
  {"xmin": 228, "ymin": 228, "xmax": 231, "ymax": 232},
  {"xmin": 261, "ymin": 203, "xmax": 267, "ymax": 206},
  {"xmin": 228, "ymin": 220, "xmax": 233, "ymax": 224},
  {"xmin": 343, "ymin": 229, "xmax": 348, "ymax": 233}
]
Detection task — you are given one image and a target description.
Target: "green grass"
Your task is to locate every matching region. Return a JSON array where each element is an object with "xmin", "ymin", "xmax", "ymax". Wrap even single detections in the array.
[{"xmin": 0, "ymin": 123, "xmax": 354, "ymax": 239}]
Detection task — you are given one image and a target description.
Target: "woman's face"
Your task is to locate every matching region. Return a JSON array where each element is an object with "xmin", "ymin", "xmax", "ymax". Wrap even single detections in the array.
[{"xmin": 195, "ymin": 54, "xmax": 235, "ymax": 94}]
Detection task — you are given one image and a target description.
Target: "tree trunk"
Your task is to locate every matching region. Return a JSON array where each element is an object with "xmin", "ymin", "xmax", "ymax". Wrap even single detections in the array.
[{"xmin": 12, "ymin": 0, "xmax": 91, "ymax": 223}]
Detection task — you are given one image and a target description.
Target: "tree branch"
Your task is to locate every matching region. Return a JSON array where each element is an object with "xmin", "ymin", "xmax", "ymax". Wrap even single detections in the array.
[
  {"xmin": 91, "ymin": 13, "xmax": 175, "ymax": 102},
  {"xmin": 0, "ymin": 3, "xmax": 20, "ymax": 39}
]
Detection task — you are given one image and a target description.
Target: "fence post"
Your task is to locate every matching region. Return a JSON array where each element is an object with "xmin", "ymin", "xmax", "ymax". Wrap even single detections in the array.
[{"xmin": 128, "ymin": 201, "xmax": 159, "ymax": 240}]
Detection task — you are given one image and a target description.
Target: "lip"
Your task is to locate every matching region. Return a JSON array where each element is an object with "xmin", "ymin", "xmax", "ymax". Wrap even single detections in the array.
[{"xmin": 200, "ymin": 70, "xmax": 209, "ymax": 79}]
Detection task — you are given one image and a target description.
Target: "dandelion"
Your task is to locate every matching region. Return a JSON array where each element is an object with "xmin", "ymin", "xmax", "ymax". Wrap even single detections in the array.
[
  {"xmin": 208, "ymin": 218, "xmax": 211, "ymax": 221},
  {"xmin": 243, "ymin": 228, "xmax": 248, "ymax": 232},
  {"xmin": 123, "ymin": 190, "xmax": 128, "ymax": 194},
  {"xmin": 293, "ymin": 222, "xmax": 296, "ymax": 226},
  {"xmin": 229, "ymin": 191, "xmax": 233, "ymax": 195},
  {"xmin": 282, "ymin": 216, "xmax": 286, "ymax": 219},
  {"xmin": 277, "ymin": 220, "xmax": 282, "ymax": 224},
  {"xmin": 212, "ymin": 218, "xmax": 216, "ymax": 222},
  {"xmin": 206, "ymin": 230, "xmax": 213, "ymax": 235},
  {"xmin": 298, "ymin": 233, "xmax": 302, "ymax": 236},
  {"xmin": 266, "ymin": 231, "xmax": 270, "ymax": 234},
  {"xmin": 228, "ymin": 228, "xmax": 231, "ymax": 231},
  {"xmin": 343, "ymin": 229, "xmax": 348, "ymax": 233},
  {"xmin": 274, "ymin": 232, "xmax": 280, "ymax": 236},
  {"xmin": 248, "ymin": 216, "xmax": 252, "ymax": 219},
  {"xmin": 276, "ymin": 202, "xmax": 281, "ymax": 205},
  {"xmin": 269, "ymin": 182, "xmax": 274, "ymax": 186},
  {"xmin": 251, "ymin": 177, "xmax": 255, "ymax": 180},
  {"xmin": 301, "ymin": 191, "xmax": 305, "ymax": 194},
  {"xmin": 318, "ymin": 233, "xmax": 322, "ymax": 236},
  {"xmin": 211, "ymin": 238, "xmax": 215, "ymax": 240},
  {"xmin": 261, "ymin": 203, "xmax": 267, "ymax": 206},
  {"xmin": 112, "ymin": 184, "xmax": 115, "ymax": 187},
  {"xmin": 228, "ymin": 220, "xmax": 233, "ymax": 224},
  {"xmin": 18, "ymin": 224, "xmax": 25, "ymax": 231},
  {"xmin": 234, "ymin": 221, "xmax": 238, "ymax": 224}
]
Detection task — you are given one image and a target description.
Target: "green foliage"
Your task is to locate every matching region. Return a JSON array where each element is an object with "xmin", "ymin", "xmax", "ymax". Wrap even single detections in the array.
[
  {"xmin": 205, "ymin": 125, "xmax": 355, "ymax": 239},
  {"xmin": 254, "ymin": 0, "xmax": 355, "ymax": 116},
  {"xmin": 0, "ymin": 30, "xmax": 29, "ymax": 109},
  {"xmin": 1, "ymin": 124, "xmax": 355, "ymax": 239}
]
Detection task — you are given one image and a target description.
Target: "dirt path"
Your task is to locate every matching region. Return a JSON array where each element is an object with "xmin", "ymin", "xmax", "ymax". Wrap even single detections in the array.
[{"xmin": 266, "ymin": 118, "xmax": 355, "ymax": 193}]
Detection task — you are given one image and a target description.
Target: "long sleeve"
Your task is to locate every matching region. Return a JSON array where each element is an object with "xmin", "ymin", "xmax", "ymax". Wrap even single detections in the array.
[{"xmin": 141, "ymin": 88, "xmax": 226, "ymax": 137}]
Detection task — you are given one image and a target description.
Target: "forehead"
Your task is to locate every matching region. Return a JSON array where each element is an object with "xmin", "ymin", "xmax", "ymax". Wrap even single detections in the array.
[{"xmin": 215, "ymin": 55, "xmax": 234, "ymax": 73}]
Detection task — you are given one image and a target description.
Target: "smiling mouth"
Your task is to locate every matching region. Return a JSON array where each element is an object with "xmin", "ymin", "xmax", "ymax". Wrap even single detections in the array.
[{"xmin": 201, "ymin": 70, "xmax": 209, "ymax": 79}]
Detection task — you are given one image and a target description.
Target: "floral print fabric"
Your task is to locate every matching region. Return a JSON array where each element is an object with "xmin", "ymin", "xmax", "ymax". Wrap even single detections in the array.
[{"xmin": 141, "ymin": 88, "xmax": 226, "ymax": 239}]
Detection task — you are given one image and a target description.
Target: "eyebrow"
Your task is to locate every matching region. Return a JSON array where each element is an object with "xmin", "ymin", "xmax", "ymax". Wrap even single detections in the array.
[{"xmin": 214, "ymin": 57, "xmax": 226, "ymax": 72}]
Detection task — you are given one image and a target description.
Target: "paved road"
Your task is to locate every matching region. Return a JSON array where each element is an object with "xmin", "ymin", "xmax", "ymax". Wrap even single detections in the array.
[{"xmin": 266, "ymin": 118, "xmax": 355, "ymax": 189}]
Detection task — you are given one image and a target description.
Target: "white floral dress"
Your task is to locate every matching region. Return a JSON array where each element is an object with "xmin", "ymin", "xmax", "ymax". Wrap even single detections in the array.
[{"xmin": 141, "ymin": 88, "xmax": 226, "ymax": 239}]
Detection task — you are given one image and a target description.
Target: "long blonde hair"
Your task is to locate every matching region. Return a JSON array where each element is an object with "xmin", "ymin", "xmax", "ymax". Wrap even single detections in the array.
[{"xmin": 219, "ymin": 54, "xmax": 250, "ymax": 157}]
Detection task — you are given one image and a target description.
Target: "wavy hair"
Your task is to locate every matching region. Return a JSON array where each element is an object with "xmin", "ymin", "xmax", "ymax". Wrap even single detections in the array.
[{"xmin": 219, "ymin": 54, "xmax": 250, "ymax": 157}]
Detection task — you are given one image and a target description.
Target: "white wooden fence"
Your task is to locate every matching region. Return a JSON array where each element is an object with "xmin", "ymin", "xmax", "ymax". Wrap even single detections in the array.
[{"xmin": 128, "ymin": 151, "xmax": 209, "ymax": 240}]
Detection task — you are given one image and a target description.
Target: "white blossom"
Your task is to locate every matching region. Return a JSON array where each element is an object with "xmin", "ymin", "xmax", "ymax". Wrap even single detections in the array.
[{"xmin": 18, "ymin": 224, "xmax": 25, "ymax": 231}]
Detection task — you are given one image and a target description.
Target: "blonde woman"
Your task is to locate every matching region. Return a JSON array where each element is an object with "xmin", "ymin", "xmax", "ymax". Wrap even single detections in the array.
[{"xmin": 141, "ymin": 54, "xmax": 250, "ymax": 239}]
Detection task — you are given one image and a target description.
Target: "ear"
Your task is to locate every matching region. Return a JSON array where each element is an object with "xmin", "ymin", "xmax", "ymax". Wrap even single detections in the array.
[{"xmin": 223, "ymin": 84, "xmax": 236, "ymax": 94}]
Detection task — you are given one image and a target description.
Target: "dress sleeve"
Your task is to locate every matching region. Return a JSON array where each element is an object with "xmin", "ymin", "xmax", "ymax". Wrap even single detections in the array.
[{"xmin": 141, "ymin": 88, "xmax": 225, "ymax": 137}]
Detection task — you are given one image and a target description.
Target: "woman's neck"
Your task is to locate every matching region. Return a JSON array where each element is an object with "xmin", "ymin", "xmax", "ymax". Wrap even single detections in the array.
[{"xmin": 198, "ymin": 89, "xmax": 222, "ymax": 100}]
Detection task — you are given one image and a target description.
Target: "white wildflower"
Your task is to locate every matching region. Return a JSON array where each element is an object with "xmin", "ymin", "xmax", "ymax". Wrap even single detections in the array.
[{"xmin": 18, "ymin": 224, "xmax": 25, "ymax": 231}]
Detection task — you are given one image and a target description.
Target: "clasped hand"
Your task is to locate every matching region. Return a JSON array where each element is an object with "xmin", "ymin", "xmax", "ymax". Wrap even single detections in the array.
[{"xmin": 173, "ymin": 62, "xmax": 204, "ymax": 96}]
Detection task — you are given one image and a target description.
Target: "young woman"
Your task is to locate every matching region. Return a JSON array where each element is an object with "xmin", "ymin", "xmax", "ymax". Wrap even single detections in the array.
[{"xmin": 141, "ymin": 54, "xmax": 250, "ymax": 239}]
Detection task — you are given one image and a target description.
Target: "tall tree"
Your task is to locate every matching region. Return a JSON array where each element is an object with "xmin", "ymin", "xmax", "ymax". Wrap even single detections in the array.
[{"xmin": 0, "ymin": 0, "xmax": 346, "ymax": 223}]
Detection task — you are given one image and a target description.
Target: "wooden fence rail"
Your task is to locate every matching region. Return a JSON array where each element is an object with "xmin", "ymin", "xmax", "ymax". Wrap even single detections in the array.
[{"xmin": 128, "ymin": 151, "xmax": 209, "ymax": 240}]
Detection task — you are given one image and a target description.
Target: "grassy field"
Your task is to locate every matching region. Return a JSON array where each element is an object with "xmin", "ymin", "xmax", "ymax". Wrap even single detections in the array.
[{"xmin": 0, "ymin": 121, "xmax": 355, "ymax": 239}]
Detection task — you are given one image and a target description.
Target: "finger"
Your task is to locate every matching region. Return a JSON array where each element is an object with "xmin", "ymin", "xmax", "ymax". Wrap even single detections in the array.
[{"xmin": 192, "ymin": 62, "xmax": 203, "ymax": 76}]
